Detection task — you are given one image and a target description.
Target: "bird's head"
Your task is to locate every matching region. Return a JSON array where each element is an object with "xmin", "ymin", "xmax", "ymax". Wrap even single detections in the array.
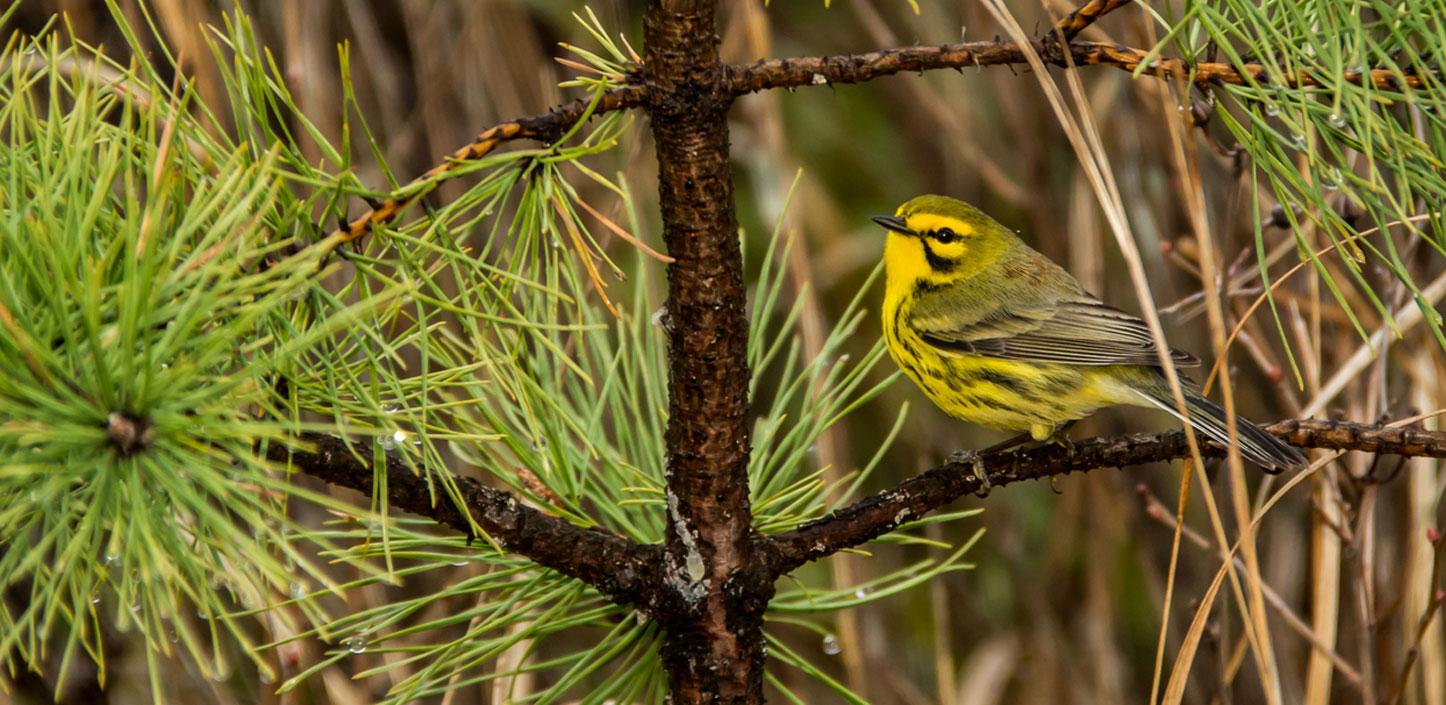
[{"xmin": 872, "ymin": 195, "xmax": 1017, "ymax": 289}]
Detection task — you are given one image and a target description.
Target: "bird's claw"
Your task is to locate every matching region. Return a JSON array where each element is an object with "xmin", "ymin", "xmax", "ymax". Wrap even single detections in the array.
[
  {"xmin": 1046, "ymin": 421, "xmax": 1078, "ymax": 454},
  {"xmin": 949, "ymin": 450, "xmax": 991, "ymax": 497}
]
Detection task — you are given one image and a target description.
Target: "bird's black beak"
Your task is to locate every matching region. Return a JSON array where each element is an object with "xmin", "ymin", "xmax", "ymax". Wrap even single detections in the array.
[{"xmin": 871, "ymin": 214, "xmax": 913, "ymax": 235}]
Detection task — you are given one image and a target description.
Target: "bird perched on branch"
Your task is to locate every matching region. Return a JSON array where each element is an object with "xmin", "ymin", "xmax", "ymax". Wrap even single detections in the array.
[{"xmin": 873, "ymin": 194, "xmax": 1305, "ymax": 476}]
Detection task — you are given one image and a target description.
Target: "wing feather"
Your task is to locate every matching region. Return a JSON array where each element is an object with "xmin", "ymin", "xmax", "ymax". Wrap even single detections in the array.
[{"xmin": 911, "ymin": 288, "xmax": 1200, "ymax": 368}]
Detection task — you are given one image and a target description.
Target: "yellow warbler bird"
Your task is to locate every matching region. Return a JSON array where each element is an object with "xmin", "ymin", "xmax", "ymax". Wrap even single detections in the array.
[{"xmin": 873, "ymin": 194, "xmax": 1304, "ymax": 472}]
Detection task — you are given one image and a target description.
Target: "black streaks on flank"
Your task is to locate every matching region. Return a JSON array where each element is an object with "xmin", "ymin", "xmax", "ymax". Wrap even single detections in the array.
[
  {"xmin": 971, "ymin": 367, "xmax": 1030, "ymax": 396},
  {"xmin": 1040, "ymin": 372, "xmax": 1082, "ymax": 397}
]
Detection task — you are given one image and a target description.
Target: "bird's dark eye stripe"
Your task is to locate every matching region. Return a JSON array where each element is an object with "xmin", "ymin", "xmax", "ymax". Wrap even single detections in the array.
[{"xmin": 921, "ymin": 241, "xmax": 957, "ymax": 273}]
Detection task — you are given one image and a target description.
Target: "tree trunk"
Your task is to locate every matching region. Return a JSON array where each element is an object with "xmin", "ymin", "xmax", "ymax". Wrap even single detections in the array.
[{"xmin": 644, "ymin": 1, "xmax": 771, "ymax": 702}]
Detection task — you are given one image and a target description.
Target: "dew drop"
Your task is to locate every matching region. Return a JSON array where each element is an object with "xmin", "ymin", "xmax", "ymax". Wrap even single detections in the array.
[
  {"xmin": 1290, "ymin": 133, "xmax": 1307, "ymax": 149},
  {"xmin": 342, "ymin": 635, "xmax": 368, "ymax": 654},
  {"xmin": 1265, "ymin": 105, "xmax": 1280, "ymax": 117},
  {"xmin": 854, "ymin": 588, "xmax": 869, "ymax": 599},
  {"xmin": 102, "ymin": 552, "xmax": 120, "ymax": 566},
  {"xmin": 379, "ymin": 429, "xmax": 407, "ymax": 451},
  {"xmin": 1328, "ymin": 113, "xmax": 1347, "ymax": 129},
  {"xmin": 289, "ymin": 580, "xmax": 308, "ymax": 600},
  {"xmin": 380, "ymin": 403, "xmax": 401, "ymax": 414},
  {"xmin": 821, "ymin": 634, "xmax": 841, "ymax": 655}
]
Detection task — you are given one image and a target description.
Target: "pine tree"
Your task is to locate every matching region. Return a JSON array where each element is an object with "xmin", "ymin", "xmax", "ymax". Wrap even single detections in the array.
[{"xmin": 3, "ymin": 2, "xmax": 1444, "ymax": 703}]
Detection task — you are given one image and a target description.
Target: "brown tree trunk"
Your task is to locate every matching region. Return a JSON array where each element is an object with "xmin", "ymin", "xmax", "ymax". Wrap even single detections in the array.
[{"xmin": 643, "ymin": 1, "xmax": 771, "ymax": 702}]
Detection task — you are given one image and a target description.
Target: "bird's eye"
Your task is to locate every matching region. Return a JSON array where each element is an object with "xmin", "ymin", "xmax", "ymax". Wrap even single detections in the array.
[{"xmin": 933, "ymin": 228, "xmax": 958, "ymax": 244}]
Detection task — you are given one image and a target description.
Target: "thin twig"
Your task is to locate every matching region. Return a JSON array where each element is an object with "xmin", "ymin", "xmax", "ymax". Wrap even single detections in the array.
[
  {"xmin": 1387, "ymin": 530, "xmax": 1446, "ymax": 705},
  {"xmin": 327, "ymin": 86, "xmax": 647, "ymax": 247},
  {"xmin": 1053, "ymin": 0, "xmax": 1134, "ymax": 43},
  {"xmin": 1134, "ymin": 484, "xmax": 1365, "ymax": 689}
]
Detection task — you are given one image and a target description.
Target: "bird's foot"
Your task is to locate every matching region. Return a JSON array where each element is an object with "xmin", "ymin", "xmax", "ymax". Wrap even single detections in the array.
[
  {"xmin": 1045, "ymin": 420, "xmax": 1079, "ymax": 455},
  {"xmin": 949, "ymin": 449, "xmax": 991, "ymax": 497}
]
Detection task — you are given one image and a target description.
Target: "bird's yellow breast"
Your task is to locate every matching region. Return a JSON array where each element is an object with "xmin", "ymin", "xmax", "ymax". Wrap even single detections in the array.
[{"xmin": 881, "ymin": 293, "xmax": 1130, "ymax": 437}]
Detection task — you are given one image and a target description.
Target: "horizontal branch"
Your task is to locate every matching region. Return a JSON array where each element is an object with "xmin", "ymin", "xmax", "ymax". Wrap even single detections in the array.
[
  {"xmin": 268, "ymin": 432, "xmax": 663, "ymax": 610},
  {"xmin": 761, "ymin": 419, "xmax": 1446, "ymax": 576},
  {"xmin": 724, "ymin": 39, "xmax": 1429, "ymax": 97},
  {"xmin": 325, "ymin": 33, "xmax": 1431, "ymax": 249}
]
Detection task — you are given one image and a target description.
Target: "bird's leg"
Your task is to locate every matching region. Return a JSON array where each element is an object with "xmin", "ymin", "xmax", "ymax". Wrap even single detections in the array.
[
  {"xmin": 947, "ymin": 449, "xmax": 991, "ymax": 497},
  {"xmin": 949, "ymin": 423, "xmax": 1080, "ymax": 498}
]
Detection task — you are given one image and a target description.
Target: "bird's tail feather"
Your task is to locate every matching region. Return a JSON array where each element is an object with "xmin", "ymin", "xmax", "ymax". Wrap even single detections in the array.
[{"xmin": 1134, "ymin": 384, "xmax": 1306, "ymax": 473}]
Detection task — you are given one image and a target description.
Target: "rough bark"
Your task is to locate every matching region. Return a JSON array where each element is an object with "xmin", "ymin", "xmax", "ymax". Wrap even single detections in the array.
[
  {"xmin": 642, "ymin": 1, "xmax": 771, "ymax": 703},
  {"xmin": 266, "ymin": 433, "xmax": 664, "ymax": 610}
]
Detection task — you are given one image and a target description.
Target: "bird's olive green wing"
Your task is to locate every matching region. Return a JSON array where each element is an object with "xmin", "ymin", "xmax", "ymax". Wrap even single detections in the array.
[{"xmin": 908, "ymin": 286, "xmax": 1200, "ymax": 368}]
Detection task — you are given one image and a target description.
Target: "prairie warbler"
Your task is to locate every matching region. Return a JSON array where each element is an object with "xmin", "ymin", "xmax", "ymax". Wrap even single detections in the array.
[{"xmin": 873, "ymin": 195, "xmax": 1305, "ymax": 472}]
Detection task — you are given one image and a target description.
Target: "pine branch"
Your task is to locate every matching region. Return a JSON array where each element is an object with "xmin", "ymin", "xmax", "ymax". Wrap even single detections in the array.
[
  {"xmin": 267, "ymin": 432, "xmax": 665, "ymax": 610},
  {"xmin": 329, "ymin": 85, "xmax": 647, "ymax": 245},
  {"xmin": 326, "ymin": 38, "xmax": 1430, "ymax": 249},
  {"xmin": 273, "ymin": 417, "xmax": 1446, "ymax": 614},
  {"xmin": 761, "ymin": 419, "xmax": 1446, "ymax": 576},
  {"xmin": 724, "ymin": 39, "xmax": 1429, "ymax": 95}
]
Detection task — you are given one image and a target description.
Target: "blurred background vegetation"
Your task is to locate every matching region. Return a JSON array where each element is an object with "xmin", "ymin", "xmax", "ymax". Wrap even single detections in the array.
[{"xmin": 4, "ymin": 1, "xmax": 1444, "ymax": 704}]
